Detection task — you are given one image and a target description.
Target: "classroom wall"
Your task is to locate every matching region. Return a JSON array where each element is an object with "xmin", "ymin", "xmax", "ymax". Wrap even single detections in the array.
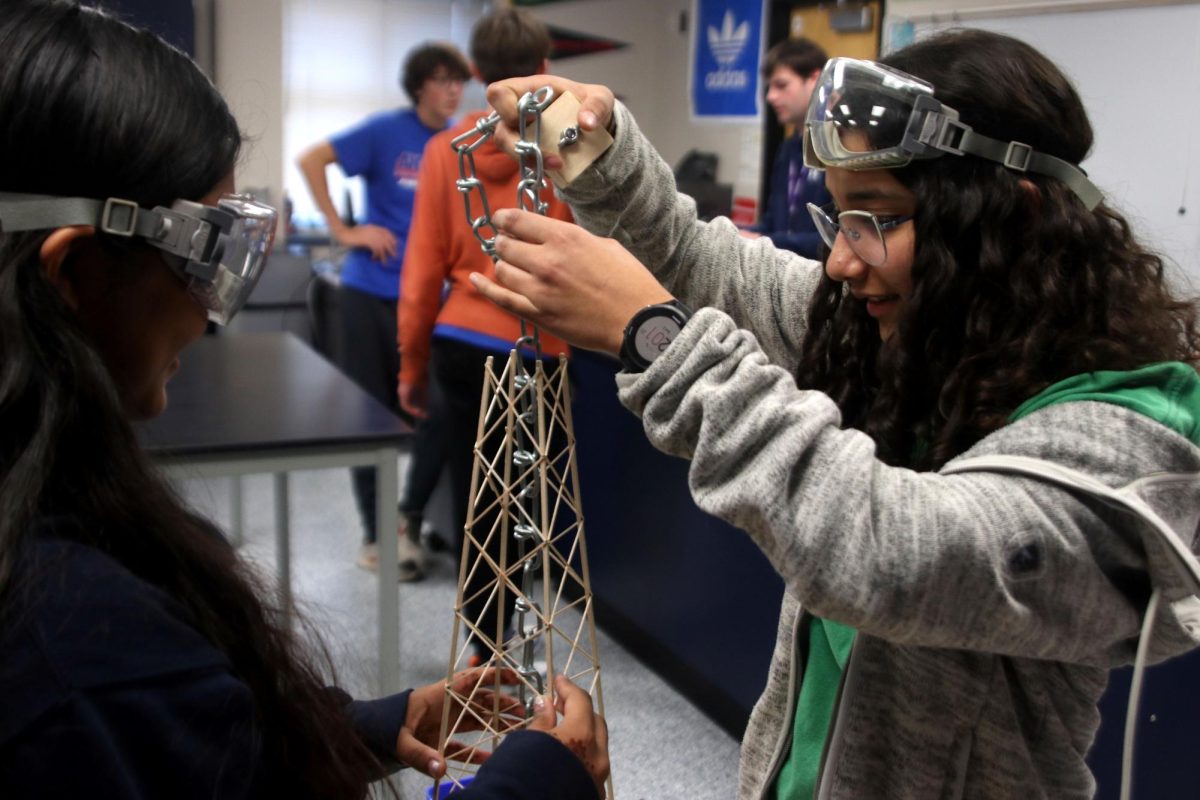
[{"xmin": 215, "ymin": 0, "xmax": 286, "ymax": 209}]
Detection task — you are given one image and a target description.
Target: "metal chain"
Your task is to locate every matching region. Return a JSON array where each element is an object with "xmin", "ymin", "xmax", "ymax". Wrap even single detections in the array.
[{"xmin": 450, "ymin": 88, "xmax": 558, "ymax": 717}]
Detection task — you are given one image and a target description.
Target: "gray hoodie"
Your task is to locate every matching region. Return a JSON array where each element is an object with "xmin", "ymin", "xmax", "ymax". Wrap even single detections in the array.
[{"xmin": 559, "ymin": 103, "xmax": 1200, "ymax": 798}]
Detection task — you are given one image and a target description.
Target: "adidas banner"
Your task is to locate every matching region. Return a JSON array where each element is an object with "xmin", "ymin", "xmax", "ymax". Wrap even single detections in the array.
[{"xmin": 691, "ymin": 0, "xmax": 764, "ymax": 120}]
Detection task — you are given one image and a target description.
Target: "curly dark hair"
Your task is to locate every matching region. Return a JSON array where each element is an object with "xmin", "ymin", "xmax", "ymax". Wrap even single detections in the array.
[
  {"xmin": 795, "ymin": 29, "xmax": 1200, "ymax": 470},
  {"xmin": 401, "ymin": 40, "xmax": 470, "ymax": 105}
]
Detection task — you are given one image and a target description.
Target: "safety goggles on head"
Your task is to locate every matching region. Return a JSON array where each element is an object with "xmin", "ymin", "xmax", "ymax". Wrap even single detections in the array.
[
  {"xmin": 807, "ymin": 201, "xmax": 913, "ymax": 267},
  {"xmin": 0, "ymin": 191, "xmax": 277, "ymax": 325},
  {"xmin": 803, "ymin": 57, "xmax": 1103, "ymax": 210}
]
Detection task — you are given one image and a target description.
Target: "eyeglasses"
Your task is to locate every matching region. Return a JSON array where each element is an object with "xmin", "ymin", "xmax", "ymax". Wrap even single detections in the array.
[
  {"xmin": 428, "ymin": 74, "xmax": 466, "ymax": 88},
  {"xmin": 806, "ymin": 201, "xmax": 913, "ymax": 267}
]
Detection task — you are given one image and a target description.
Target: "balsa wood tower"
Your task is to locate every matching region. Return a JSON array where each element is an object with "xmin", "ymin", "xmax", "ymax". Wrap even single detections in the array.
[{"xmin": 431, "ymin": 90, "xmax": 614, "ymax": 799}]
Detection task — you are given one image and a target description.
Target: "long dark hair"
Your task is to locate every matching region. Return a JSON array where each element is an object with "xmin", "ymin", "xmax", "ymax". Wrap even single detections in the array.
[
  {"xmin": 0, "ymin": 3, "xmax": 382, "ymax": 795},
  {"xmin": 796, "ymin": 29, "xmax": 1200, "ymax": 469}
]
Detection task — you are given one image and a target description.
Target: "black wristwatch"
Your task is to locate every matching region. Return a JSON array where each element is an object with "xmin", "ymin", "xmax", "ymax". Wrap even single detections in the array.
[{"xmin": 618, "ymin": 299, "xmax": 693, "ymax": 372}]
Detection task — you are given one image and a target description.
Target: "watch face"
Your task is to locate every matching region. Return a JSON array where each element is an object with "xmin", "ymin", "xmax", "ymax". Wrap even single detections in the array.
[{"xmin": 634, "ymin": 315, "xmax": 684, "ymax": 363}]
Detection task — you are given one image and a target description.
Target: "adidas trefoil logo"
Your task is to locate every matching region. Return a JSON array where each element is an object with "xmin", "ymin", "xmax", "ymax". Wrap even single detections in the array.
[
  {"xmin": 704, "ymin": 10, "xmax": 751, "ymax": 91},
  {"xmin": 707, "ymin": 10, "xmax": 749, "ymax": 67}
]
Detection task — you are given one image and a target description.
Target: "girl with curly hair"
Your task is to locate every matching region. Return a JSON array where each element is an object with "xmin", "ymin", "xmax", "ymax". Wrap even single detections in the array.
[{"xmin": 472, "ymin": 28, "xmax": 1200, "ymax": 800}]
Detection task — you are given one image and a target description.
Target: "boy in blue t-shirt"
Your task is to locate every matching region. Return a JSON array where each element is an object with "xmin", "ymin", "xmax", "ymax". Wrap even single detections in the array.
[{"xmin": 297, "ymin": 42, "xmax": 469, "ymax": 578}]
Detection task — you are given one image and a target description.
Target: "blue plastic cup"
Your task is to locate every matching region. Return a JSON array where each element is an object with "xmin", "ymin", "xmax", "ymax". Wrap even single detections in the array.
[{"xmin": 426, "ymin": 775, "xmax": 476, "ymax": 799}]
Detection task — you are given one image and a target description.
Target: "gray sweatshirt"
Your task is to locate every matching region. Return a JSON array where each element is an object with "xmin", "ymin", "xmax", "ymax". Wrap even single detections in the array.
[{"xmin": 560, "ymin": 103, "xmax": 1200, "ymax": 798}]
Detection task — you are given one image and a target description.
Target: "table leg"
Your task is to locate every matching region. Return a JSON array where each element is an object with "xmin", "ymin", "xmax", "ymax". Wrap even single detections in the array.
[
  {"xmin": 375, "ymin": 448, "xmax": 400, "ymax": 694},
  {"xmin": 230, "ymin": 475, "xmax": 244, "ymax": 547},
  {"xmin": 274, "ymin": 472, "xmax": 292, "ymax": 616}
]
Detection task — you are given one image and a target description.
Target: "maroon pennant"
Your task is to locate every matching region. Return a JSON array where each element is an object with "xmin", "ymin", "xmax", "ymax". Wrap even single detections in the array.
[{"xmin": 547, "ymin": 24, "xmax": 629, "ymax": 61}]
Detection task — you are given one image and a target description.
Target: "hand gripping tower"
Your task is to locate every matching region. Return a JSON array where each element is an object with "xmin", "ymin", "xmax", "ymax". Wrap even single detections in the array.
[{"xmin": 432, "ymin": 89, "xmax": 614, "ymax": 799}]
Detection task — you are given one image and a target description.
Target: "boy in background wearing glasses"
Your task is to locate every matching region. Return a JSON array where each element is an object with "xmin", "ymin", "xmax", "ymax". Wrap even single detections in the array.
[
  {"xmin": 297, "ymin": 42, "xmax": 469, "ymax": 577},
  {"xmin": 740, "ymin": 37, "xmax": 831, "ymax": 259}
]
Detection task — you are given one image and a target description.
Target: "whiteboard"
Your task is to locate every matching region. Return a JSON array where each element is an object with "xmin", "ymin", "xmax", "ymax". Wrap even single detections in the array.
[{"xmin": 892, "ymin": 4, "xmax": 1200, "ymax": 287}]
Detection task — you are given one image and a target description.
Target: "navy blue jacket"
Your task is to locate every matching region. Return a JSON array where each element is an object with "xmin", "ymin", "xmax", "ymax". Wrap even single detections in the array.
[
  {"xmin": 0, "ymin": 522, "xmax": 597, "ymax": 799},
  {"xmin": 749, "ymin": 135, "xmax": 831, "ymax": 259}
]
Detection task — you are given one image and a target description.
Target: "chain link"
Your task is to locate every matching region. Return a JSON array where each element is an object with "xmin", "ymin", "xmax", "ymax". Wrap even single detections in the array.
[
  {"xmin": 450, "ymin": 113, "xmax": 502, "ymax": 260},
  {"xmin": 452, "ymin": 88, "xmax": 558, "ymax": 717},
  {"xmin": 450, "ymin": 87, "xmax": 555, "ymax": 272}
]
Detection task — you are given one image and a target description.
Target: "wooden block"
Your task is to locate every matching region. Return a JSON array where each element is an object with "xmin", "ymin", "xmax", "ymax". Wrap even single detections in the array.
[{"xmin": 537, "ymin": 91, "xmax": 614, "ymax": 188}]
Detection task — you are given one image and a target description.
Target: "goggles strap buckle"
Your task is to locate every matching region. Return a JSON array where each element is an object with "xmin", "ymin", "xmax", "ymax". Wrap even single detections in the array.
[
  {"xmin": 931, "ymin": 117, "xmax": 969, "ymax": 157},
  {"xmin": 1004, "ymin": 141, "xmax": 1034, "ymax": 172},
  {"xmin": 99, "ymin": 198, "xmax": 140, "ymax": 237}
]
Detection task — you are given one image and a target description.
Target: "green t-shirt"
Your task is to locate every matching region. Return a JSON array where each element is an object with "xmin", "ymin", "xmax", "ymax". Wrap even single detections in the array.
[
  {"xmin": 769, "ymin": 362, "xmax": 1200, "ymax": 799},
  {"xmin": 770, "ymin": 617, "xmax": 856, "ymax": 800}
]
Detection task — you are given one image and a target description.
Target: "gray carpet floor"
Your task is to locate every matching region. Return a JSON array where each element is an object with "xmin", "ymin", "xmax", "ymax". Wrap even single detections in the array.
[{"xmin": 179, "ymin": 458, "xmax": 740, "ymax": 800}]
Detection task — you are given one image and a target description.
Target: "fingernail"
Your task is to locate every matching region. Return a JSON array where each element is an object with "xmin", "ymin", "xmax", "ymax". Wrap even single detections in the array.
[
  {"xmin": 468, "ymin": 273, "xmax": 480, "ymax": 286},
  {"xmin": 429, "ymin": 759, "xmax": 441, "ymax": 774},
  {"xmin": 581, "ymin": 111, "xmax": 596, "ymax": 128},
  {"xmin": 534, "ymin": 695, "xmax": 546, "ymax": 712}
]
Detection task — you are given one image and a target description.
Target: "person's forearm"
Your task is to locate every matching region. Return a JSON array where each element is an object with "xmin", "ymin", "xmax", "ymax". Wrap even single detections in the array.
[
  {"xmin": 397, "ymin": 270, "xmax": 439, "ymax": 386},
  {"xmin": 342, "ymin": 689, "xmax": 412, "ymax": 776},
  {"xmin": 297, "ymin": 143, "xmax": 347, "ymax": 235},
  {"xmin": 398, "ymin": 159, "xmax": 449, "ymax": 386}
]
